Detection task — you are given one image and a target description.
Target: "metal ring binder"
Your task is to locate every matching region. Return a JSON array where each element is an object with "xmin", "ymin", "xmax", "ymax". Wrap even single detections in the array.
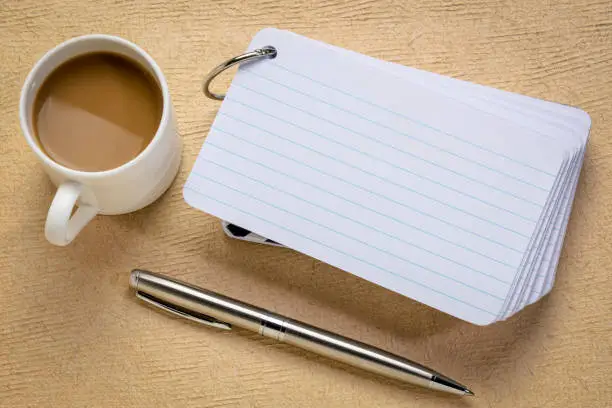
[{"xmin": 202, "ymin": 46, "xmax": 277, "ymax": 100}]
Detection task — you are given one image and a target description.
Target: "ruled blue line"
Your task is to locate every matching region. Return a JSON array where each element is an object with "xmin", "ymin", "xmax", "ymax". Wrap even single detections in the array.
[
  {"xmin": 203, "ymin": 140, "xmax": 525, "ymax": 255},
  {"xmin": 193, "ymin": 160, "xmax": 516, "ymax": 281},
  {"xmin": 184, "ymin": 184, "xmax": 504, "ymax": 312},
  {"xmin": 217, "ymin": 112, "xmax": 539, "ymax": 232},
  {"xmin": 236, "ymin": 73, "xmax": 549, "ymax": 193},
  {"xmin": 211, "ymin": 123, "xmax": 532, "ymax": 239},
  {"xmin": 202, "ymin": 141, "xmax": 523, "ymax": 264},
  {"xmin": 224, "ymin": 100, "xmax": 542, "ymax": 223},
  {"xmin": 207, "ymin": 135, "xmax": 528, "ymax": 253},
  {"xmin": 195, "ymin": 173, "xmax": 507, "ymax": 299},
  {"xmin": 265, "ymin": 61, "xmax": 557, "ymax": 178}
]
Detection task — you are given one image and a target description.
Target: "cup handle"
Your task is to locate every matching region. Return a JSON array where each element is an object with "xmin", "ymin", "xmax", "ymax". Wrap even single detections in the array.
[{"xmin": 45, "ymin": 181, "xmax": 98, "ymax": 246}]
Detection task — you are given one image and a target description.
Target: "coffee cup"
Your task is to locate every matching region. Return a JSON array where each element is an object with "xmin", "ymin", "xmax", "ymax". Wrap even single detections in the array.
[{"xmin": 19, "ymin": 34, "xmax": 181, "ymax": 246}]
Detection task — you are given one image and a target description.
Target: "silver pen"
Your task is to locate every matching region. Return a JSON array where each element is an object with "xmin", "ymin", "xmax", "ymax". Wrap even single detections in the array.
[{"xmin": 130, "ymin": 269, "xmax": 474, "ymax": 396}]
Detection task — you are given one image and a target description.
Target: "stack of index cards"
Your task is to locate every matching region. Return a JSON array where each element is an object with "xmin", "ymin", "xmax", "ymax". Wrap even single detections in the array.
[{"xmin": 184, "ymin": 29, "xmax": 591, "ymax": 325}]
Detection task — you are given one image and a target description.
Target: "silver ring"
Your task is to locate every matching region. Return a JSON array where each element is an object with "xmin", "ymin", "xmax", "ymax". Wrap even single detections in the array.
[{"xmin": 202, "ymin": 46, "xmax": 277, "ymax": 100}]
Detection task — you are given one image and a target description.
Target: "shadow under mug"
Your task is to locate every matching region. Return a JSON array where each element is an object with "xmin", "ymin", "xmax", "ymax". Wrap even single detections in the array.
[{"xmin": 19, "ymin": 34, "xmax": 182, "ymax": 246}]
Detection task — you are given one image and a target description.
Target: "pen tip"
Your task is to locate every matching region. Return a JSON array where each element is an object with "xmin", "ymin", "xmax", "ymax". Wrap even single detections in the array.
[
  {"xmin": 430, "ymin": 374, "xmax": 474, "ymax": 396},
  {"xmin": 129, "ymin": 270, "xmax": 140, "ymax": 289}
]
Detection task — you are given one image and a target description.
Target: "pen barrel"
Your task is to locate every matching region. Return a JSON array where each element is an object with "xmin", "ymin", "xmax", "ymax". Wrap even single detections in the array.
[
  {"xmin": 132, "ymin": 270, "xmax": 460, "ymax": 394},
  {"xmin": 259, "ymin": 317, "xmax": 433, "ymax": 389}
]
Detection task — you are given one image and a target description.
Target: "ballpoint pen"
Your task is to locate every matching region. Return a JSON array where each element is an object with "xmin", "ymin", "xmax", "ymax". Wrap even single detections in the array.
[{"xmin": 129, "ymin": 269, "xmax": 474, "ymax": 396}]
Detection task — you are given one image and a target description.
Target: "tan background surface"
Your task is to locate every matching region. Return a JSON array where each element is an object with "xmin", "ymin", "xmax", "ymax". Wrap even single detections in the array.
[{"xmin": 1, "ymin": 1, "xmax": 611, "ymax": 407}]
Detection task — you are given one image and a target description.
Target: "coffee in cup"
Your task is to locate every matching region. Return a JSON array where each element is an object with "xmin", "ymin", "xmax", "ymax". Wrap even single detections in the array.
[{"xmin": 33, "ymin": 52, "xmax": 163, "ymax": 172}]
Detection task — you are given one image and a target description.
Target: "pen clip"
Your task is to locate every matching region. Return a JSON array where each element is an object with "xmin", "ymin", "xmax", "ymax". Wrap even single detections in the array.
[{"xmin": 137, "ymin": 292, "xmax": 232, "ymax": 331}]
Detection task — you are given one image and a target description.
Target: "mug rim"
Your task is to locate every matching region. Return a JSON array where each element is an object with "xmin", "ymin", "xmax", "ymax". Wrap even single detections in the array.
[{"xmin": 19, "ymin": 34, "xmax": 171, "ymax": 179}]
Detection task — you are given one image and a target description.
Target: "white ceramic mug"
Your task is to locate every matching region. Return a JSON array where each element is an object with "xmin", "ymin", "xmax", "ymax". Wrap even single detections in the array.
[{"xmin": 20, "ymin": 35, "xmax": 182, "ymax": 246}]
